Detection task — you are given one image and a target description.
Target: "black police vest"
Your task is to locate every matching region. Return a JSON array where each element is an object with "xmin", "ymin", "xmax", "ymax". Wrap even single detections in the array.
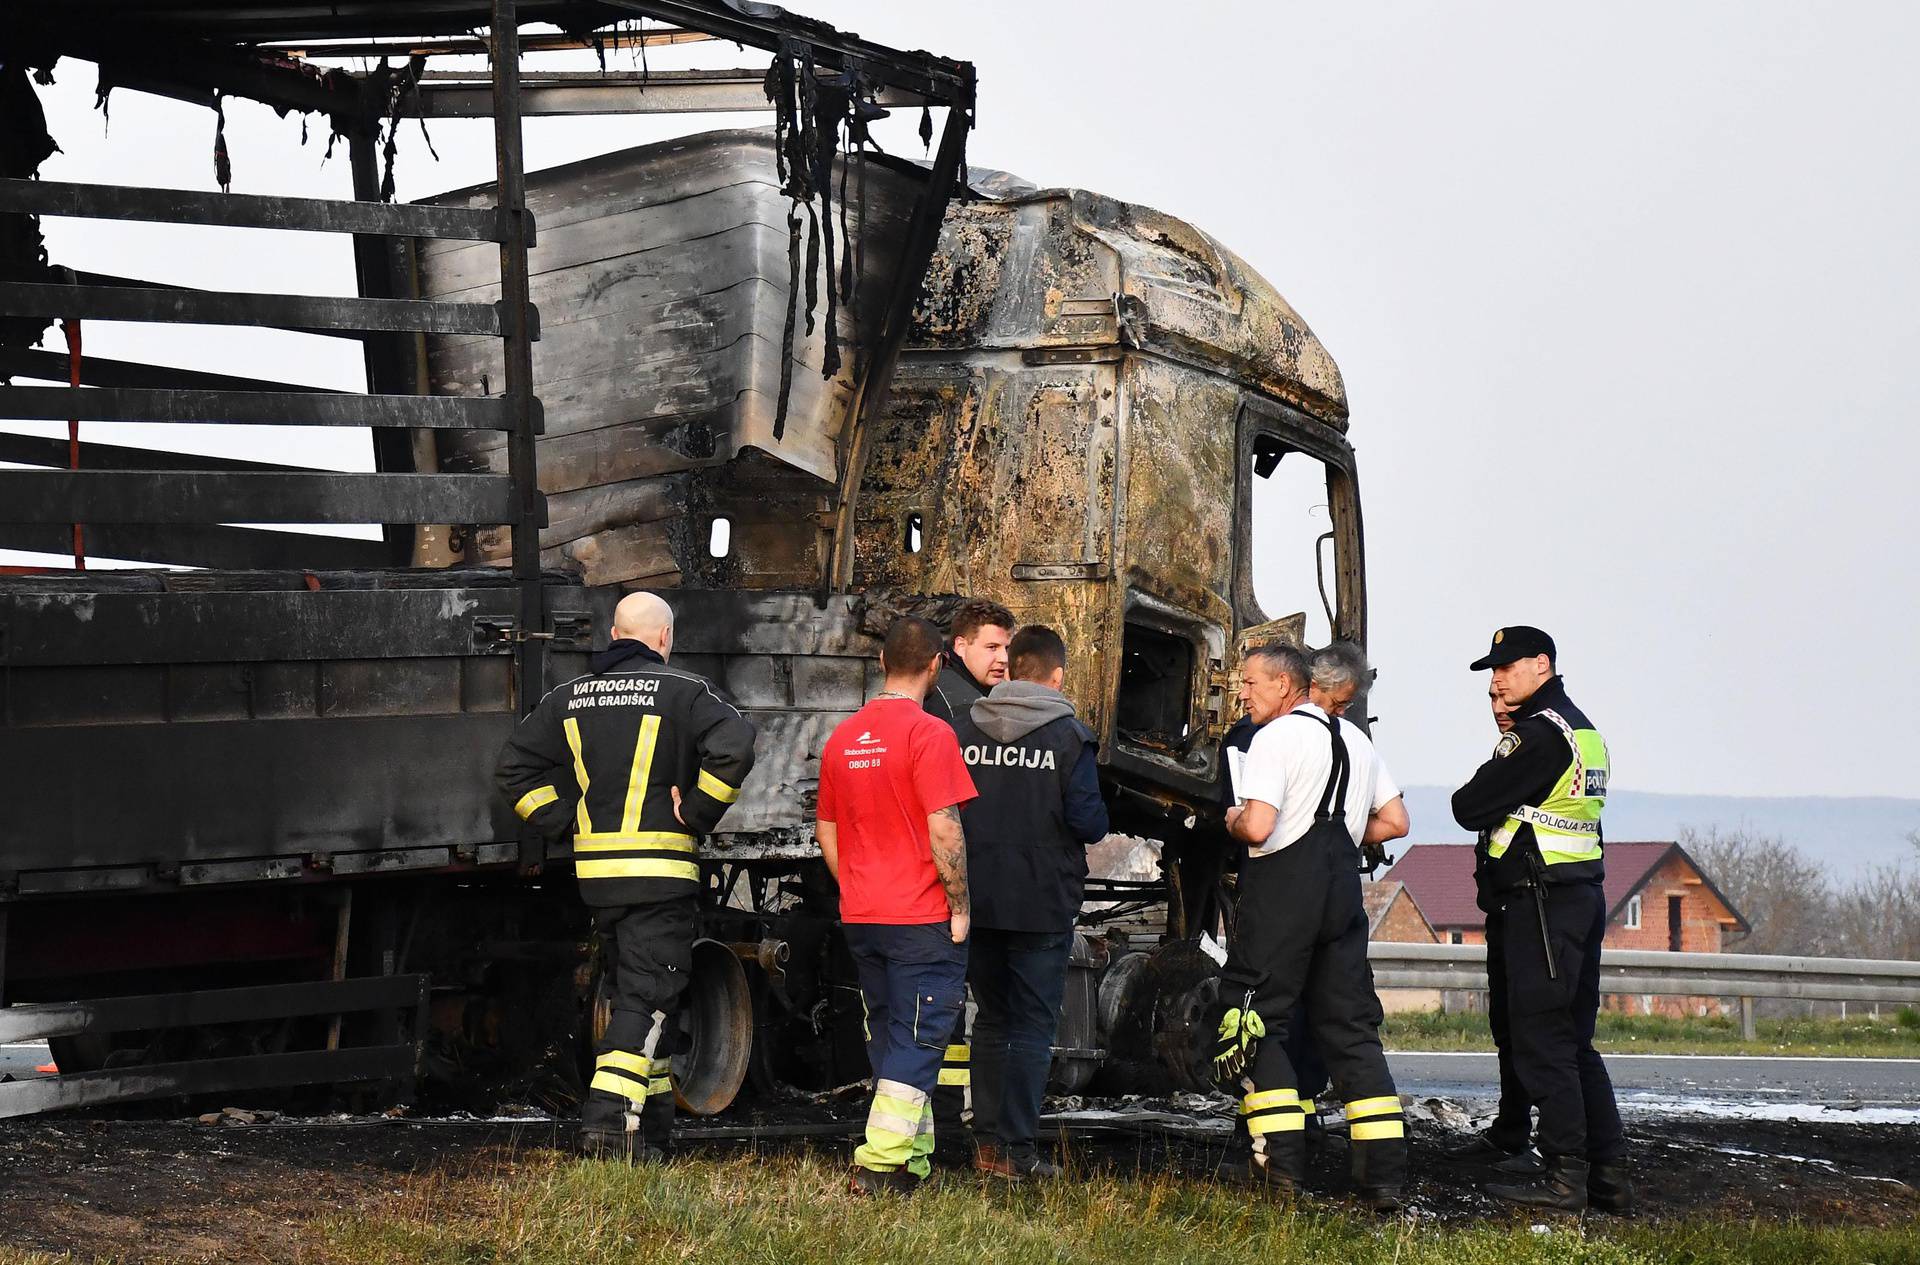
[{"xmin": 950, "ymin": 711, "xmax": 1093, "ymax": 932}]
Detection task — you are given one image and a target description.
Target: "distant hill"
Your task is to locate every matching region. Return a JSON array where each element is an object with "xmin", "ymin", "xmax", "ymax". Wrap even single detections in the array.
[{"xmin": 1398, "ymin": 788, "xmax": 1920, "ymax": 876}]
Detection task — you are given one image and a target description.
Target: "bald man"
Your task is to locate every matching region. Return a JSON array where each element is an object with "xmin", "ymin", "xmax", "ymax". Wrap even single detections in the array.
[{"xmin": 497, "ymin": 590, "xmax": 757, "ymax": 1162}]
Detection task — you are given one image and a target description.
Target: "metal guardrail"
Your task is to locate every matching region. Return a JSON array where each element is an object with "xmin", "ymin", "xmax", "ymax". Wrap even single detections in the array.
[{"xmin": 1367, "ymin": 942, "xmax": 1920, "ymax": 1038}]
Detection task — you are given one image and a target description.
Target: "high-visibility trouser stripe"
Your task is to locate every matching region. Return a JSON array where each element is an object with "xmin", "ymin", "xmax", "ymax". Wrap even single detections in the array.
[
  {"xmin": 907, "ymin": 1103, "xmax": 936, "ymax": 1176},
  {"xmin": 649, "ymin": 1075, "xmax": 673, "ymax": 1098},
  {"xmin": 1351, "ymin": 1120, "xmax": 1406, "ymax": 1141},
  {"xmin": 697, "ymin": 768, "xmax": 741, "ymax": 804},
  {"xmin": 1345, "ymin": 1096, "xmax": 1402, "ymax": 1120},
  {"xmin": 596, "ymin": 1050, "xmax": 652, "ymax": 1078},
  {"xmin": 514, "ymin": 785, "xmax": 559, "ymax": 820},
  {"xmin": 1300, "ymin": 1099, "xmax": 1317, "ymax": 1116},
  {"xmin": 939, "ymin": 1043, "xmax": 970, "ymax": 1086},
  {"xmin": 621, "ymin": 714, "xmax": 661, "ymax": 833},
  {"xmin": 576, "ymin": 856, "xmax": 701, "ymax": 882},
  {"xmin": 855, "ymin": 1081, "xmax": 928, "ymax": 1171},
  {"xmin": 575, "ymin": 832, "xmax": 695, "ymax": 852},
  {"xmin": 590, "ymin": 1067, "xmax": 650, "ymax": 1105},
  {"xmin": 1241, "ymin": 1087, "xmax": 1300, "ymax": 1114},
  {"xmin": 1246, "ymin": 1106, "xmax": 1306, "ymax": 1135},
  {"xmin": 564, "ymin": 717, "xmax": 593, "ymax": 834}
]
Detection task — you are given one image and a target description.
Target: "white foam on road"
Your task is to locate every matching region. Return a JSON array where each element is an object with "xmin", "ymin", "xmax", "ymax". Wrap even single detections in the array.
[
  {"xmin": 1394, "ymin": 1050, "xmax": 1920, "ymax": 1065},
  {"xmin": 1618, "ymin": 1094, "xmax": 1920, "ymax": 1125}
]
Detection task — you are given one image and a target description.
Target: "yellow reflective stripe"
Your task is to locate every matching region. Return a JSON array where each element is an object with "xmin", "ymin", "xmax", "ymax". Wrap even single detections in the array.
[
  {"xmin": 1345, "ymin": 1096, "xmax": 1402, "ymax": 1120},
  {"xmin": 1541, "ymin": 844, "xmax": 1605, "ymax": 864},
  {"xmin": 574, "ymin": 831, "xmax": 696, "ymax": 853},
  {"xmin": 1242, "ymin": 1088, "xmax": 1300, "ymax": 1113},
  {"xmin": 590, "ymin": 1069, "xmax": 649, "ymax": 1105},
  {"xmin": 514, "ymin": 785, "xmax": 559, "ymax": 820},
  {"xmin": 621, "ymin": 714, "xmax": 662, "ymax": 833},
  {"xmin": 563, "ymin": 717, "xmax": 593, "ymax": 834},
  {"xmin": 1299, "ymin": 1099, "xmax": 1317, "ymax": 1115},
  {"xmin": 1351, "ymin": 1120, "xmax": 1406, "ymax": 1141},
  {"xmin": 697, "ymin": 768, "xmax": 741, "ymax": 804},
  {"xmin": 937, "ymin": 1068, "xmax": 971, "ymax": 1086},
  {"xmin": 943, "ymin": 1045, "xmax": 969, "ymax": 1062},
  {"xmin": 596, "ymin": 1050, "xmax": 652, "ymax": 1078},
  {"xmin": 576, "ymin": 857, "xmax": 700, "ymax": 882},
  {"xmin": 1247, "ymin": 1112, "xmax": 1306, "ymax": 1135},
  {"xmin": 648, "ymin": 1075, "xmax": 672, "ymax": 1096}
]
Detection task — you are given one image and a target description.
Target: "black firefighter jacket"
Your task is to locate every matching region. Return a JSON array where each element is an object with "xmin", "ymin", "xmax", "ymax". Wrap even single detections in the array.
[{"xmin": 496, "ymin": 640, "xmax": 757, "ymax": 907}]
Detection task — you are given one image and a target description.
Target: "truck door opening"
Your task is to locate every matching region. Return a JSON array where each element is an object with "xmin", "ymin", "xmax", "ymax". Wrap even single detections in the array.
[
  {"xmin": 1248, "ymin": 433, "xmax": 1340, "ymax": 649},
  {"xmin": 1117, "ymin": 622, "xmax": 1195, "ymax": 750}
]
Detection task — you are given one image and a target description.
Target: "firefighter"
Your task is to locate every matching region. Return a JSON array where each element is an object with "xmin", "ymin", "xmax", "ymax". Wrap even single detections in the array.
[
  {"xmin": 1216, "ymin": 642, "xmax": 1411, "ymax": 1212},
  {"xmin": 496, "ymin": 591, "xmax": 756, "ymax": 1162},
  {"xmin": 817, "ymin": 616, "xmax": 978, "ymax": 1195},
  {"xmin": 950, "ymin": 625, "xmax": 1108, "ymax": 1180},
  {"xmin": 1451, "ymin": 626, "xmax": 1631, "ymax": 1213}
]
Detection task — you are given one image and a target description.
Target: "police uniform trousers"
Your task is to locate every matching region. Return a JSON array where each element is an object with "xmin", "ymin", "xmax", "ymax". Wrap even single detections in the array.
[
  {"xmin": 844, "ymin": 921, "xmax": 968, "ymax": 1176},
  {"xmin": 1481, "ymin": 904, "xmax": 1535, "ymax": 1152},
  {"xmin": 582, "ymin": 895, "xmax": 697, "ymax": 1143},
  {"xmin": 1495, "ymin": 880, "xmax": 1624, "ymax": 1161},
  {"xmin": 1229, "ymin": 828, "xmax": 1407, "ymax": 1189}
]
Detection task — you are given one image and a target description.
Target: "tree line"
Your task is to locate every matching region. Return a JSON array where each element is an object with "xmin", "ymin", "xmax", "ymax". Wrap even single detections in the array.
[{"xmin": 1681, "ymin": 826, "xmax": 1920, "ymax": 962}]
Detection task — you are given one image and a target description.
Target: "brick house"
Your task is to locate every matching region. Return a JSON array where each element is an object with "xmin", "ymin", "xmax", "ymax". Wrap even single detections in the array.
[
  {"xmin": 1382, "ymin": 842, "xmax": 1749, "ymax": 1014},
  {"xmin": 1363, "ymin": 879, "xmax": 1443, "ymax": 1012}
]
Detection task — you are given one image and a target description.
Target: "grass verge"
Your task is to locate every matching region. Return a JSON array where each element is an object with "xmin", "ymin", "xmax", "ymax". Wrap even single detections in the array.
[
  {"xmin": 309, "ymin": 1152, "xmax": 1920, "ymax": 1265},
  {"xmin": 1383, "ymin": 1008, "xmax": 1920, "ymax": 1058}
]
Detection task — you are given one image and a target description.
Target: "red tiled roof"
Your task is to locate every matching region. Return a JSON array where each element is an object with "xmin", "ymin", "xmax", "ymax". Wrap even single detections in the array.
[
  {"xmin": 1380, "ymin": 845, "xmax": 1482, "ymax": 929},
  {"xmin": 1383, "ymin": 841, "xmax": 1693, "ymax": 930}
]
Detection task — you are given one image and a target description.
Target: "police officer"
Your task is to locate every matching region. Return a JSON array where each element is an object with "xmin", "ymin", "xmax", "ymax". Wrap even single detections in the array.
[
  {"xmin": 1215, "ymin": 641, "xmax": 1410, "ymax": 1212},
  {"xmin": 1441, "ymin": 686, "xmax": 1543, "ymax": 1177},
  {"xmin": 1450, "ymin": 626, "xmax": 1631, "ymax": 1213},
  {"xmin": 950, "ymin": 625, "xmax": 1108, "ymax": 1180},
  {"xmin": 496, "ymin": 591, "xmax": 757, "ymax": 1162}
]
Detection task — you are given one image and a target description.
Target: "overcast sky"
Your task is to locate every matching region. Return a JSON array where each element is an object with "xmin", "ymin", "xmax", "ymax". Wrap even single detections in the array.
[{"xmin": 9, "ymin": 2, "xmax": 1918, "ymax": 800}]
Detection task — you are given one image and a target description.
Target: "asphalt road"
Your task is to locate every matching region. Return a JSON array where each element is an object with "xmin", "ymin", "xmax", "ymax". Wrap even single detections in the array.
[{"xmin": 1388, "ymin": 1050, "xmax": 1920, "ymax": 1109}]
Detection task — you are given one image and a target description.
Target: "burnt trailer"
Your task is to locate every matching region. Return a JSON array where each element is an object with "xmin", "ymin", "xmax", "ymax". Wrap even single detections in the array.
[{"xmin": 0, "ymin": 2, "xmax": 1365, "ymax": 1119}]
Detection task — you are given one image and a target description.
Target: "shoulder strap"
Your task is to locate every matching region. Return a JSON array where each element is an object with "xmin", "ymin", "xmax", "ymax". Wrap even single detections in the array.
[{"xmin": 1313, "ymin": 711, "xmax": 1351, "ymax": 823}]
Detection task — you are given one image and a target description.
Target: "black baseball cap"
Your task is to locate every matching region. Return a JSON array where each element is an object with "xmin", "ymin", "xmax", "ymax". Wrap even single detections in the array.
[{"xmin": 1470, "ymin": 626, "xmax": 1556, "ymax": 671}]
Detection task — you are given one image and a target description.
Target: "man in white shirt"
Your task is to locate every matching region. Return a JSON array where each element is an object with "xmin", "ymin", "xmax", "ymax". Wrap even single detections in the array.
[{"xmin": 1214, "ymin": 641, "xmax": 1411, "ymax": 1210}]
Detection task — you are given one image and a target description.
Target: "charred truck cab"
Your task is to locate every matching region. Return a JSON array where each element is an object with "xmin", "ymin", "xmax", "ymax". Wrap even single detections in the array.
[{"xmin": 0, "ymin": 1, "xmax": 1365, "ymax": 1118}]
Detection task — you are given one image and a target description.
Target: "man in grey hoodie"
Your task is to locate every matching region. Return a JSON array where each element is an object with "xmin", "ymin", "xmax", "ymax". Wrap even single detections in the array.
[{"xmin": 949, "ymin": 625, "xmax": 1109, "ymax": 1179}]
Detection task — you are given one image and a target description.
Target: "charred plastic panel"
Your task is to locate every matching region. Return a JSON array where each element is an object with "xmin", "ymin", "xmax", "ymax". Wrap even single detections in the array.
[
  {"xmin": 417, "ymin": 130, "xmax": 924, "ymax": 589},
  {"xmin": 854, "ymin": 184, "xmax": 1359, "ymax": 806},
  {"xmin": 0, "ymin": 571, "xmax": 589, "ymax": 894}
]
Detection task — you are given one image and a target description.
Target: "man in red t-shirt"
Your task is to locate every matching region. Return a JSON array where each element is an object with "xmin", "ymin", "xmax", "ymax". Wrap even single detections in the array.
[{"xmin": 817, "ymin": 616, "xmax": 977, "ymax": 1195}]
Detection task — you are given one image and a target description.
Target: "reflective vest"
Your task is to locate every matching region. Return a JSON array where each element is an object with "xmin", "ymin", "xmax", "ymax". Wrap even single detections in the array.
[{"xmin": 1486, "ymin": 709, "xmax": 1608, "ymax": 867}]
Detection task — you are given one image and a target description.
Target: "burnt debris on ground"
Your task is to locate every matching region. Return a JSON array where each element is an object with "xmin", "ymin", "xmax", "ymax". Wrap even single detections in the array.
[{"xmin": 0, "ymin": 1097, "xmax": 1914, "ymax": 1259}]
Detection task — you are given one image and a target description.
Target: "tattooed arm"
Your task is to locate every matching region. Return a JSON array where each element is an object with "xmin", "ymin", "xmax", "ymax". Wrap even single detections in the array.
[{"xmin": 927, "ymin": 803, "xmax": 970, "ymax": 944}]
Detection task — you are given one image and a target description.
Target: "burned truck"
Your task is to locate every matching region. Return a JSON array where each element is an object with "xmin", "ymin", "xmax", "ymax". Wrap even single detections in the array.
[{"xmin": 0, "ymin": 2, "xmax": 1363, "ymax": 1118}]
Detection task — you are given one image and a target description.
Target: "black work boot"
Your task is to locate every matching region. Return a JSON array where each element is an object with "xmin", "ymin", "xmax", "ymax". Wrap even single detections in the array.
[
  {"xmin": 1226, "ymin": 1156, "xmax": 1298, "ymax": 1196},
  {"xmin": 1441, "ymin": 1130, "xmax": 1528, "ymax": 1163},
  {"xmin": 1587, "ymin": 1159, "xmax": 1636, "ymax": 1215},
  {"xmin": 1487, "ymin": 1154, "xmax": 1589, "ymax": 1212},
  {"xmin": 1493, "ymin": 1149, "xmax": 1546, "ymax": 1177},
  {"xmin": 848, "ymin": 1166, "xmax": 919, "ymax": 1197},
  {"xmin": 577, "ymin": 1124, "xmax": 664, "ymax": 1165}
]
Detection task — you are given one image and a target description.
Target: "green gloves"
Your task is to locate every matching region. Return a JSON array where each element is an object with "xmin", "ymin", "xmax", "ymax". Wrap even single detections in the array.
[{"xmin": 1211, "ymin": 1000, "xmax": 1265, "ymax": 1083}]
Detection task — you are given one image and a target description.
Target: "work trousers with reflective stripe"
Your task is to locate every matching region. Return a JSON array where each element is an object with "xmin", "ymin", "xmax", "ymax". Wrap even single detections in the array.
[
  {"xmin": 844, "ymin": 920, "xmax": 967, "ymax": 1175},
  {"xmin": 1495, "ymin": 880, "xmax": 1623, "ymax": 1162},
  {"xmin": 581, "ymin": 895, "xmax": 696, "ymax": 1143},
  {"xmin": 1228, "ymin": 829, "xmax": 1407, "ymax": 1190},
  {"xmin": 1482, "ymin": 903, "xmax": 1535, "ymax": 1152}
]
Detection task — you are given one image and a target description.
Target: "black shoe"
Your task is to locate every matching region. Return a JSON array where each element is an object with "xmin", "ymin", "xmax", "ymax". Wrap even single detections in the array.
[
  {"xmin": 1493, "ymin": 1149, "xmax": 1546, "ymax": 1177},
  {"xmin": 1221, "ymin": 1158, "xmax": 1298, "ymax": 1195},
  {"xmin": 1441, "ymin": 1131, "xmax": 1528, "ymax": 1163},
  {"xmin": 1360, "ymin": 1186, "xmax": 1404, "ymax": 1215},
  {"xmin": 577, "ymin": 1126, "xmax": 664, "ymax": 1165},
  {"xmin": 848, "ymin": 1166, "xmax": 920, "ymax": 1197},
  {"xmin": 1587, "ymin": 1159, "xmax": 1635, "ymax": 1215},
  {"xmin": 1487, "ymin": 1155, "xmax": 1589, "ymax": 1212}
]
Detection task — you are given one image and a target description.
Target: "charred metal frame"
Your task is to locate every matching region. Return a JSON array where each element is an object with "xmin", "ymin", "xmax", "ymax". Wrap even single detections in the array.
[{"xmin": 0, "ymin": 0, "xmax": 976, "ymax": 1115}]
